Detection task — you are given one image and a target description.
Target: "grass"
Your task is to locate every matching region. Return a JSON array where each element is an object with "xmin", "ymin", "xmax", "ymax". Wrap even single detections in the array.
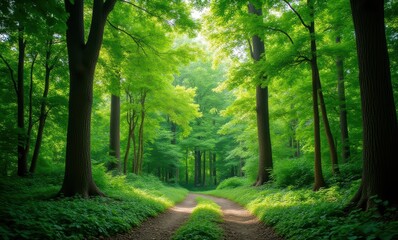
[
  {"xmin": 0, "ymin": 164, "xmax": 188, "ymax": 239},
  {"xmin": 206, "ymin": 178, "xmax": 398, "ymax": 240},
  {"xmin": 172, "ymin": 197, "xmax": 223, "ymax": 240}
]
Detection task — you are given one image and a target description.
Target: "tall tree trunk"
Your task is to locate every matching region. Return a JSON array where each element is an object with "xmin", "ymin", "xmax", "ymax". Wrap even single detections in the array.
[
  {"xmin": 248, "ymin": 2, "xmax": 273, "ymax": 186},
  {"xmin": 30, "ymin": 40, "xmax": 53, "ymax": 173},
  {"xmin": 213, "ymin": 153, "xmax": 217, "ymax": 185},
  {"xmin": 24, "ymin": 53, "xmax": 38, "ymax": 175},
  {"xmin": 349, "ymin": 0, "xmax": 398, "ymax": 210},
  {"xmin": 307, "ymin": 1, "xmax": 339, "ymax": 175},
  {"xmin": 136, "ymin": 90, "xmax": 146, "ymax": 174},
  {"xmin": 209, "ymin": 152, "xmax": 213, "ymax": 185},
  {"xmin": 308, "ymin": 19, "xmax": 326, "ymax": 191},
  {"xmin": 194, "ymin": 149, "xmax": 201, "ymax": 186},
  {"xmin": 123, "ymin": 125, "xmax": 132, "ymax": 175},
  {"xmin": 59, "ymin": 0, "xmax": 116, "ymax": 197},
  {"xmin": 317, "ymin": 80, "xmax": 340, "ymax": 174},
  {"xmin": 336, "ymin": 36, "xmax": 351, "ymax": 163},
  {"xmin": 17, "ymin": 26, "xmax": 28, "ymax": 177},
  {"xmin": 310, "ymin": 59, "xmax": 326, "ymax": 191},
  {"xmin": 203, "ymin": 151, "xmax": 206, "ymax": 187},
  {"xmin": 109, "ymin": 93, "xmax": 120, "ymax": 171}
]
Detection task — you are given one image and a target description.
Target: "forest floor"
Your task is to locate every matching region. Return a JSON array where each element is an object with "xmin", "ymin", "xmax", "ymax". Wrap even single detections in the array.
[{"xmin": 107, "ymin": 193, "xmax": 283, "ymax": 240}]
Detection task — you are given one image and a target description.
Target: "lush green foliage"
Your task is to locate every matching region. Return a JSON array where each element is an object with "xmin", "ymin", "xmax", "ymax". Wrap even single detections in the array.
[
  {"xmin": 208, "ymin": 178, "xmax": 398, "ymax": 240},
  {"xmin": 172, "ymin": 197, "xmax": 223, "ymax": 240},
  {"xmin": 0, "ymin": 165, "xmax": 188, "ymax": 239},
  {"xmin": 216, "ymin": 176, "xmax": 249, "ymax": 189}
]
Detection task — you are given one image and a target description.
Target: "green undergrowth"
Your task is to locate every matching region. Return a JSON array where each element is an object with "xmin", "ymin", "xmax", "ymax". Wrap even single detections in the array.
[
  {"xmin": 207, "ymin": 177, "xmax": 398, "ymax": 240},
  {"xmin": 0, "ymin": 164, "xmax": 188, "ymax": 240},
  {"xmin": 172, "ymin": 197, "xmax": 223, "ymax": 240}
]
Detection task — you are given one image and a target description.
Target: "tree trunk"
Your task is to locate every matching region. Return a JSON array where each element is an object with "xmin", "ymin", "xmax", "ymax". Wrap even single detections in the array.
[
  {"xmin": 30, "ymin": 41, "xmax": 53, "ymax": 173},
  {"xmin": 317, "ymin": 79, "xmax": 340, "ymax": 174},
  {"xmin": 194, "ymin": 149, "xmax": 201, "ymax": 186},
  {"xmin": 17, "ymin": 26, "xmax": 28, "ymax": 177},
  {"xmin": 59, "ymin": 0, "xmax": 116, "ymax": 197},
  {"xmin": 311, "ymin": 61, "xmax": 326, "ymax": 191},
  {"xmin": 123, "ymin": 126, "xmax": 132, "ymax": 175},
  {"xmin": 209, "ymin": 152, "xmax": 213, "ymax": 185},
  {"xmin": 308, "ymin": 20, "xmax": 326, "ymax": 191},
  {"xmin": 109, "ymin": 94, "xmax": 120, "ymax": 171},
  {"xmin": 349, "ymin": 0, "xmax": 398, "ymax": 210},
  {"xmin": 307, "ymin": 2, "xmax": 339, "ymax": 175},
  {"xmin": 336, "ymin": 36, "xmax": 351, "ymax": 163},
  {"xmin": 136, "ymin": 91, "xmax": 146, "ymax": 174},
  {"xmin": 203, "ymin": 151, "xmax": 206, "ymax": 187},
  {"xmin": 248, "ymin": 2, "xmax": 273, "ymax": 186},
  {"xmin": 213, "ymin": 153, "xmax": 217, "ymax": 185}
]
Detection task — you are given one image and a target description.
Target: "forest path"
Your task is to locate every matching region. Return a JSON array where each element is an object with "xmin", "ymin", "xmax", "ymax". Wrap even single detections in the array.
[
  {"xmin": 107, "ymin": 193, "xmax": 282, "ymax": 240},
  {"xmin": 197, "ymin": 194, "xmax": 283, "ymax": 240}
]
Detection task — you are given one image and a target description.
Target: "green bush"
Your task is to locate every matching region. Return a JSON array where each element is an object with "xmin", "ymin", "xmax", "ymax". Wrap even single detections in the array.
[
  {"xmin": 216, "ymin": 176, "xmax": 248, "ymax": 190},
  {"xmin": 0, "ymin": 166, "xmax": 188, "ymax": 239},
  {"xmin": 271, "ymin": 158, "xmax": 313, "ymax": 188},
  {"xmin": 172, "ymin": 197, "xmax": 223, "ymax": 240},
  {"xmin": 207, "ymin": 181, "xmax": 398, "ymax": 240}
]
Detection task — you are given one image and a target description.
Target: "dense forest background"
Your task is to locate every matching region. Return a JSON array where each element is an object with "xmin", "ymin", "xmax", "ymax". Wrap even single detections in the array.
[{"xmin": 0, "ymin": 0, "xmax": 397, "ymax": 239}]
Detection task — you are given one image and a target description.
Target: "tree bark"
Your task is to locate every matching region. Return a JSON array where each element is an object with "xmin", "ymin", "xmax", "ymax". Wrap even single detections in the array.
[
  {"xmin": 194, "ymin": 149, "xmax": 201, "ymax": 186},
  {"xmin": 308, "ymin": 17, "xmax": 327, "ymax": 191},
  {"xmin": 213, "ymin": 153, "xmax": 217, "ymax": 185},
  {"xmin": 310, "ymin": 58, "xmax": 326, "ymax": 191},
  {"xmin": 336, "ymin": 36, "xmax": 351, "ymax": 163},
  {"xmin": 59, "ymin": 0, "xmax": 116, "ymax": 197},
  {"xmin": 17, "ymin": 25, "xmax": 28, "ymax": 177},
  {"xmin": 203, "ymin": 151, "xmax": 206, "ymax": 187},
  {"xmin": 248, "ymin": 2, "xmax": 273, "ymax": 186},
  {"xmin": 317, "ymin": 79, "xmax": 340, "ymax": 174},
  {"xmin": 349, "ymin": 0, "xmax": 398, "ymax": 210},
  {"xmin": 307, "ymin": 0, "xmax": 339, "ymax": 176}
]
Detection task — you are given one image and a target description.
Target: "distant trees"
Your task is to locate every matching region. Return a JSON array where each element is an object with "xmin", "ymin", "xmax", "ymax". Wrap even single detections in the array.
[{"xmin": 0, "ymin": 0, "xmax": 66, "ymax": 176}]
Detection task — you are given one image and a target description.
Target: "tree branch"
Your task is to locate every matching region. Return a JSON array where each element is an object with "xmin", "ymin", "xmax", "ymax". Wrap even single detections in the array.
[
  {"xmin": 120, "ymin": 0, "xmax": 167, "ymax": 23},
  {"xmin": 266, "ymin": 27, "xmax": 294, "ymax": 44},
  {"xmin": 294, "ymin": 55, "xmax": 311, "ymax": 65},
  {"xmin": 107, "ymin": 20, "xmax": 161, "ymax": 56},
  {"xmin": 282, "ymin": 0, "xmax": 310, "ymax": 29},
  {"xmin": 103, "ymin": 0, "xmax": 117, "ymax": 16},
  {"xmin": 0, "ymin": 53, "xmax": 18, "ymax": 94}
]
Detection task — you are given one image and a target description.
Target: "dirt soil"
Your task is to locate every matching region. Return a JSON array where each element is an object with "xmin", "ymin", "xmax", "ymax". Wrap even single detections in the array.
[{"xmin": 108, "ymin": 193, "xmax": 283, "ymax": 240}]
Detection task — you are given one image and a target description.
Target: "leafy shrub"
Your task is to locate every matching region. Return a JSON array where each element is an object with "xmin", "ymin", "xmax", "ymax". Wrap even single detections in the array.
[
  {"xmin": 0, "ymin": 168, "xmax": 188, "ymax": 239},
  {"xmin": 271, "ymin": 158, "xmax": 313, "ymax": 188},
  {"xmin": 216, "ymin": 177, "xmax": 248, "ymax": 190},
  {"xmin": 207, "ymin": 181, "xmax": 398, "ymax": 240},
  {"xmin": 172, "ymin": 197, "xmax": 223, "ymax": 240}
]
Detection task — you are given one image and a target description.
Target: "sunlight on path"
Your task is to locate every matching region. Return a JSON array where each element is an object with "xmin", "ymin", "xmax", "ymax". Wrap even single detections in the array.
[
  {"xmin": 108, "ymin": 194, "xmax": 197, "ymax": 240},
  {"xmin": 108, "ymin": 193, "xmax": 282, "ymax": 240},
  {"xmin": 198, "ymin": 194, "xmax": 283, "ymax": 240}
]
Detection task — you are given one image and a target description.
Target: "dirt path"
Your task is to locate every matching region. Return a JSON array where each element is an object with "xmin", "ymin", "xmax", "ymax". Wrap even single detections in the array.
[
  {"xmin": 198, "ymin": 194, "xmax": 283, "ymax": 240},
  {"xmin": 108, "ymin": 193, "xmax": 282, "ymax": 240}
]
